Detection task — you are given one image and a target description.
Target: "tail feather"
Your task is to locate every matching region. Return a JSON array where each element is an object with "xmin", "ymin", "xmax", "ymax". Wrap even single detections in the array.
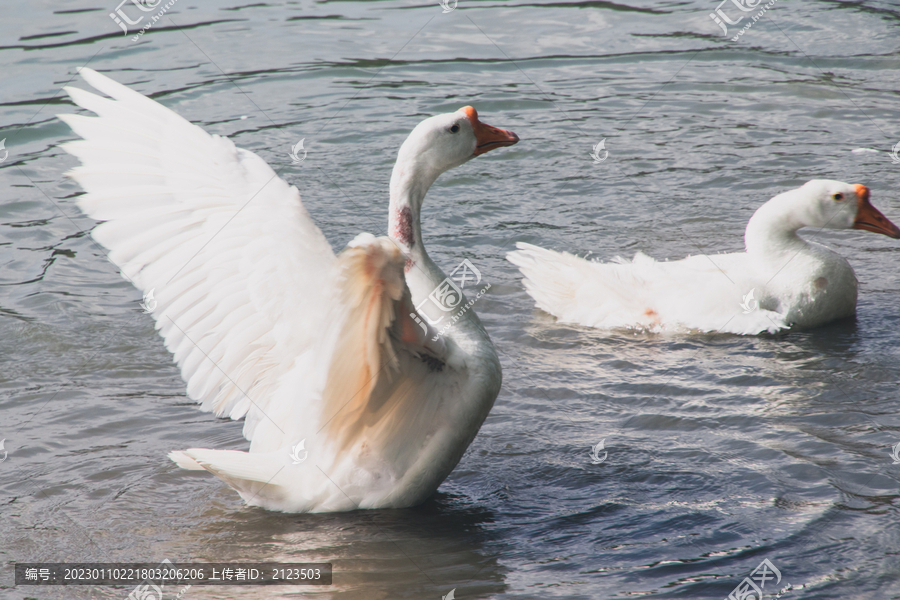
[
  {"xmin": 168, "ymin": 450, "xmax": 205, "ymax": 470},
  {"xmin": 508, "ymin": 242, "xmax": 787, "ymax": 334},
  {"xmin": 508, "ymin": 242, "xmax": 656, "ymax": 328},
  {"xmin": 169, "ymin": 448, "xmax": 358, "ymax": 513},
  {"xmin": 169, "ymin": 448, "xmax": 293, "ymax": 507}
]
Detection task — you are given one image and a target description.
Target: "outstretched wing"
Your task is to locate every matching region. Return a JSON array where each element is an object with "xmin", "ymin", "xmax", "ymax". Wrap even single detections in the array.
[{"xmin": 58, "ymin": 68, "xmax": 336, "ymax": 441}]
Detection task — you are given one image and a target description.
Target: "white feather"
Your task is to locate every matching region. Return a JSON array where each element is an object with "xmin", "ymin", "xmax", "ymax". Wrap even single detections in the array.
[
  {"xmin": 59, "ymin": 69, "xmax": 336, "ymax": 443},
  {"xmin": 509, "ymin": 180, "xmax": 896, "ymax": 335},
  {"xmin": 60, "ymin": 69, "xmax": 509, "ymax": 512}
]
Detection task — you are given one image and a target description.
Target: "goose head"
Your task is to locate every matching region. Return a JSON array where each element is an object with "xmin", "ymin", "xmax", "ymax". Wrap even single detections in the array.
[
  {"xmin": 792, "ymin": 179, "xmax": 900, "ymax": 238},
  {"xmin": 389, "ymin": 107, "xmax": 518, "ymax": 251},
  {"xmin": 394, "ymin": 106, "xmax": 518, "ymax": 182}
]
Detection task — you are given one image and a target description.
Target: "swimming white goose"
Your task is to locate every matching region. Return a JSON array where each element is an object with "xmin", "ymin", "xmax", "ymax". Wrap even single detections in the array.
[
  {"xmin": 508, "ymin": 180, "xmax": 899, "ymax": 335},
  {"xmin": 58, "ymin": 68, "xmax": 518, "ymax": 513}
]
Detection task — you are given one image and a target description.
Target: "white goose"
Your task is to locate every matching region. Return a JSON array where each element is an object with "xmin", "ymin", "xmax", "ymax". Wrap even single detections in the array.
[
  {"xmin": 59, "ymin": 68, "xmax": 518, "ymax": 513},
  {"xmin": 508, "ymin": 180, "xmax": 899, "ymax": 335}
]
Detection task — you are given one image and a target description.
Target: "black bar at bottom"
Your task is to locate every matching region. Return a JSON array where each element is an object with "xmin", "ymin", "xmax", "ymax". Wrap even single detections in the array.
[{"xmin": 15, "ymin": 563, "xmax": 332, "ymax": 585}]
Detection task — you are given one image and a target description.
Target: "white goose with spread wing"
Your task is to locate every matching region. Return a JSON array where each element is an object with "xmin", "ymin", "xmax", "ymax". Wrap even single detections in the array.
[
  {"xmin": 508, "ymin": 180, "xmax": 899, "ymax": 335},
  {"xmin": 59, "ymin": 68, "xmax": 518, "ymax": 513}
]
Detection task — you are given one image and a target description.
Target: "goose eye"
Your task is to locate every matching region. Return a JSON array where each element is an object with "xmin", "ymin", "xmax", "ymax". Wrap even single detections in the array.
[
  {"xmin": 832, "ymin": 193, "xmax": 844, "ymax": 201},
  {"xmin": 449, "ymin": 124, "xmax": 460, "ymax": 133}
]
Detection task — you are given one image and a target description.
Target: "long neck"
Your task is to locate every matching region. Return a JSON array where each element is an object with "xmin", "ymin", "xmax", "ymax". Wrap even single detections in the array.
[
  {"xmin": 388, "ymin": 157, "xmax": 442, "ymax": 283},
  {"xmin": 388, "ymin": 150, "xmax": 493, "ymax": 350},
  {"xmin": 744, "ymin": 191, "xmax": 810, "ymax": 258}
]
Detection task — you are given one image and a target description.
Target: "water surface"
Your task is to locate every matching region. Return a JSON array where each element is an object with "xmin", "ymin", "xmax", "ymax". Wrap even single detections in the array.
[{"xmin": 2, "ymin": 0, "xmax": 900, "ymax": 598}]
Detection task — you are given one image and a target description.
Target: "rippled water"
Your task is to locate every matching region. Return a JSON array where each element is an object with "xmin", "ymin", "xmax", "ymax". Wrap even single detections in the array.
[{"xmin": 3, "ymin": 1, "xmax": 900, "ymax": 598}]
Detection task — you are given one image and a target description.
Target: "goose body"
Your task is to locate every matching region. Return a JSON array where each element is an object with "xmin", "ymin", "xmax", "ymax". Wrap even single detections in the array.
[
  {"xmin": 509, "ymin": 180, "xmax": 899, "ymax": 335},
  {"xmin": 59, "ymin": 68, "xmax": 518, "ymax": 512}
]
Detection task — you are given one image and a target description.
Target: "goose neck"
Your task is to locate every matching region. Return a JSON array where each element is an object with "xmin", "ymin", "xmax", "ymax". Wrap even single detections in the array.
[
  {"xmin": 388, "ymin": 159, "xmax": 439, "ymax": 262},
  {"xmin": 744, "ymin": 195, "xmax": 808, "ymax": 258}
]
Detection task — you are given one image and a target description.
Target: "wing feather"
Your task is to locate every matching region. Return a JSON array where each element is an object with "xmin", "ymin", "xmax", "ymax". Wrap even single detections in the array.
[
  {"xmin": 310, "ymin": 237, "xmax": 458, "ymax": 476},
  {"xmin": 59, "ymin": 68, "xmax": 337, "ymax": 441}
]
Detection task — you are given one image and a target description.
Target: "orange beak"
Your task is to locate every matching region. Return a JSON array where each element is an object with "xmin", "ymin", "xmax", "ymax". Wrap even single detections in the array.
[
  {"xmin": 460, "ymin": 106, "xmax": 519, "ymax": 156},
  {"xmin": 852, "ymin": 184, "xmax": 900, "ymax": 239}
]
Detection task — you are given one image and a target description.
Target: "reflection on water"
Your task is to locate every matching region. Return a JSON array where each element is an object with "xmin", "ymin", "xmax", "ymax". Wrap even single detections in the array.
[
  {"xmin": 2, "ymin": 0, "xmax": 900, "ymax": 598},
  {"xmin": 163, "ymin": 496, "xmax": 508, "ymax": 600}
]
